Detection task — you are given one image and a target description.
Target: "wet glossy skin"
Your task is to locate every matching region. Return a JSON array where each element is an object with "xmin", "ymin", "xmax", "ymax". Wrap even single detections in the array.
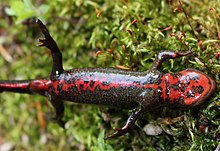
[{"xmin": 0, "ymin": 20, "xmax": 216, "ymax": 139}]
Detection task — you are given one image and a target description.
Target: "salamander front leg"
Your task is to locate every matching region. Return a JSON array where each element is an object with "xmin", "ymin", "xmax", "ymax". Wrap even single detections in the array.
[
  {"xmin": 49, "ymin": 99, "xmax": 65, "ymax": 127},
  {"xmin": 105, "ymin": 105, "xmax": 144, "ymax": 139},
  {"xmin": 150, "ymin": 49, "xmax": 192, "ymax": 70}
]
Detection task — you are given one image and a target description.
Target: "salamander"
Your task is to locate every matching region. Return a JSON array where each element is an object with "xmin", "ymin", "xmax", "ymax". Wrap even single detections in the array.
[{"xmin": 0, "ymin": 19, "xmax": 216, "ymax": 139}]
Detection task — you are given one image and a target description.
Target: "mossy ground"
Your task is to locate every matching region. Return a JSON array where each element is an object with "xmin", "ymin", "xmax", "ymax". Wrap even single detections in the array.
[{"xmin": 0, "ymin": 0, "xmax": 220, "ymax": 150}]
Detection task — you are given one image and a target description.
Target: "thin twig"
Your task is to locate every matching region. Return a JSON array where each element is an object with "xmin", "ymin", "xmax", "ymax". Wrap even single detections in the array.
[{"xmin": 178, "ymin": 0, "xmax": 205, "ymax": 51}]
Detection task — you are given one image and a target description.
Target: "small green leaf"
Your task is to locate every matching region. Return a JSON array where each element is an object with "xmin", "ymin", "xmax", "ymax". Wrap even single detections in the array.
[
  {"xmin": 38, "ymin": 4, "xmax": 50, "ymax": 15},
  {"xmin": 202, "ymin": 39, "xmax": 219, "ymax": 45},
  {"xmin": 9, "ymin": 0, "xmax": 36, "ymax": 23}
]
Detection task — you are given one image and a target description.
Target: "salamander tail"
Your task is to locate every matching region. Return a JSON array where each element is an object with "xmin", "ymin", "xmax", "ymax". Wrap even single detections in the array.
[{"xmin": 0, "ymin": 80, "xmax": 33, "ymax": 94}]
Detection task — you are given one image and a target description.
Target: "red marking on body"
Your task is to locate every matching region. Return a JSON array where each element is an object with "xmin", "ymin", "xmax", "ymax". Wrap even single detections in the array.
[
  {"xmin": 80, "ymin": 76, "xmax": 120, "ymax": 92},
  {"xmin": 142, "ymin": 84, "xmax": 159, "ymax": 89},
  {"xmin": 50, "ymin": 80, "xmax": 59, "ymax": 94},
  {"xmin": 60, "ymin": 79, "xmax": 70, "ymax": 91},
  {"xmin": 166, "ymin": 74, "xmax": 183, "ymax": 102},
  {"xmin": 82, "ymin": 76, "xmax": 99, "ymax": 92},
  {"xmin": 160, "ymin": 74, "xmax": 169, "ymax": 101},
  {"xmin": 75, "ymin": 78, "xmax": 84, "ymax": 94},
  {"xmin": 56, "ymin": 76, "xmax": 121, "ymax": 95}
]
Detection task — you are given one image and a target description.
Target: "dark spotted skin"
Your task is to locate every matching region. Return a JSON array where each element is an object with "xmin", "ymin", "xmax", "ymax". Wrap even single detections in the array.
[
  {"xmin": 49, "ymin": 68, "xmax": 160, "ymax": 108},
  {"xmin": 0, "ymin": 20, "xmax": 216, "ymax": 139}
]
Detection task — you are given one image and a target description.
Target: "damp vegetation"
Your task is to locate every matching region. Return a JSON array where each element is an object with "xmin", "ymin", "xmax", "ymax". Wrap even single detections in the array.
[{"xmin": 0, "ymin": 0, "xmax": 220, "ymax": 150}]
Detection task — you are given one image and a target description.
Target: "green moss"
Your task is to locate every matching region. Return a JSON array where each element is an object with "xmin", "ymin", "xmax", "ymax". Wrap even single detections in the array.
[{"xmin": 0, "ymin": 0, "xmax": 219, "ymax": 150}]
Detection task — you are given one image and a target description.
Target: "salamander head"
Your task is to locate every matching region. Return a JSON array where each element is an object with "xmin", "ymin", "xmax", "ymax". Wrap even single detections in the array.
[{"xmin": 160, "ymin": 69, "xmax": 216, "ymax": 108}]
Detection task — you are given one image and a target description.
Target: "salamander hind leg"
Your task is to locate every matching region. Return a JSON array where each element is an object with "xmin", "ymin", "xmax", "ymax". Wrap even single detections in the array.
[
  {"xmin": 37, "ymin": 19, "xmax": 64, "ymax": 80},
  {"xmin": 105, "ymin": 105, "xmax": 144, "ymax": 139},
  {"xmin": 48, "ymin": 98, "xmax": 65, "ymax": 128}
]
